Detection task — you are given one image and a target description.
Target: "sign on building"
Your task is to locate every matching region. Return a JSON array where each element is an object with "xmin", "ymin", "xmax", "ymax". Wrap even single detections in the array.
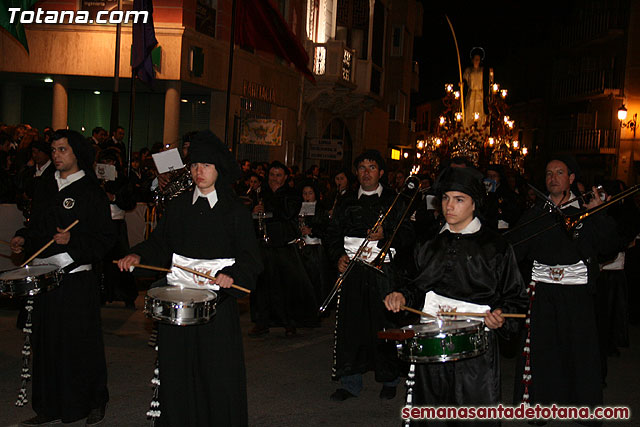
[
  {"xmin": 240, "ymin": 119, "xmax": 283, "ymax": 146},
  {"xmin": 307, "ymin": 139, "xmax": 344, "ymax": 161}
]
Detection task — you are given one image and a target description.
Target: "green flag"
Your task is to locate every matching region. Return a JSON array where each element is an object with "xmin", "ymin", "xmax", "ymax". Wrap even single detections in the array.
[{"xmin": 0, "ymin": 0, "xmax": 39, "ymax": 52}]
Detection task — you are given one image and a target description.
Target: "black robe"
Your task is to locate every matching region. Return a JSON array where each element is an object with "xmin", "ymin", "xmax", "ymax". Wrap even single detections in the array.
[
  {"xmin": 99, "ymin": 173, "xmax": 138, "ymax": 304},
  {"xmin": 130, "ymin": 190, "xmax": 262, "ymax": 427},
  {"xmin": 324, "ymin": 187, "xmax": 414, "ymax": 382},
  {"xmin": 251, "ymin": 184, "xmax": 317, "ymax": 329},
  {"xmin": 398, "ymin": 224, "xmax": 527, "ymax": 426},
  {"xmin": 298, "ymin": 201, "xmax": 332, "ymax": 305},
  {"xmin": 15, "ymin": 173, "xmax": 115, "ymax": 422},
  {"xmin": 507, "ymin": 199, "xmax": 619, "ymax": 415}
]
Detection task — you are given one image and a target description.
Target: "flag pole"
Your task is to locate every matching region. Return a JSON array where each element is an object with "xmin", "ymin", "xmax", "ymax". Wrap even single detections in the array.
[
  {"xmin": 110, "ymin": 0, "xmax": 122, "ymax": 135},
  {"xmin": 126, "ymin": 71, "xmax": 136, "ymax": 176},
  {"xmin": 223, "ymin": 0, "xmax": 237, "ymax": 149}
]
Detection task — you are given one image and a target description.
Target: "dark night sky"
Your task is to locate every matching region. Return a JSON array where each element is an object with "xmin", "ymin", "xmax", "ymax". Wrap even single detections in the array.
[{"xmin": 412, "ymin": 0, "xmax": 562, "ymax": 107}]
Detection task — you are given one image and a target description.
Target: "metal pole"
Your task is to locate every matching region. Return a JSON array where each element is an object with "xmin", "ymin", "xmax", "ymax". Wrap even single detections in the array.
[
  {"xmin": 223, "ymin": 0, "xmax": 237, "ymax": 148},
  {"xmin": 127, "ymin": 71, "xmax": 136, "ymax": 175},
  {"xmin": 110, "ymin": 0, "xmax": 122, "ymax": 134}
]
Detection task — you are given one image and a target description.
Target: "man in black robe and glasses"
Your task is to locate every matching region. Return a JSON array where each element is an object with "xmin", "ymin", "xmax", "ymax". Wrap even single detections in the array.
[
  {"xmin": 10, "ymin": 130, "xmax": 115, "ymax": 426},
  {"xmin": 385, "ymin": 166, "xmax": 527, "ymax": 426},
  {"xmin": 118, "ymin": 130, "xmax": 262, "ymax": 426}
]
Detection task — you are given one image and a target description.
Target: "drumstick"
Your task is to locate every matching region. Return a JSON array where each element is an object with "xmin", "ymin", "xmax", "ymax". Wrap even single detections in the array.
[
  {"xmin": 113, "ymin": 261, "xmax": 251, "ymax": 294},
  {"xmin": 173, "ymin": 264, "xmax": 251, "ymax": 294},
  {"xmin": 0, "ymin": 239, "xmax": 10, "ymax": 246},
  {"xmin": 400, "ymin": 305, "xmax": 435, "ymax": 318},
  {"xmin": 20, "ymin": 219, "xmax": 80, "ymax": 267},
  {"xmin": 438, "ymin": 311, "xmax": 526, "ymax": 319},
  {"xmin": 111, "ymin": 261, "xmax": 172, "ymax": 273}
]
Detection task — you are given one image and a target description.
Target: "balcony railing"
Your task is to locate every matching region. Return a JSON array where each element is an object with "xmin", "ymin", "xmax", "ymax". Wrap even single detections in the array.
[
  {"xmin": 552, "ymin": 69, "xmax": 623, "ymax": 101},
  {"xmin": 549, "ymin": 129, "xmax": 618, "ymax": 152},
  {"xmin": 559, "ymin": 9, "xmax": 627, "ymax": 47},
  {"xmin": 310, "ymin": 41, "xmax": 355, "ymax": 85}
]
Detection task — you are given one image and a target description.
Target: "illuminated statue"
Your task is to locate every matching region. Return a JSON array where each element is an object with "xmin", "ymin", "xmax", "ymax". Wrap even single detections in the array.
[{"xmin": 463, "ymin": 47, "xmax": 487, "ymax": 128}]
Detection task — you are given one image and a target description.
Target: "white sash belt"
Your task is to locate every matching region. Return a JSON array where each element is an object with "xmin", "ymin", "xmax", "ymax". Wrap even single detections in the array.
[
  {"xmin": 532, "ymin": 260, "xmax": 588, "ymax": 285},
  {"xmin": 421, "ymin": 291, "xmax": 490, "ymax": 323},
  {"xmin": 33, "ymin": 252, "xmax": 92, "ymax": 274},
  {"xmin": 343, "ymin": 236, "xmax": 395, "ymax": 263},
  {"xmin": 166, "ymin": 253, "xmax": 235, "ymax": 291}
]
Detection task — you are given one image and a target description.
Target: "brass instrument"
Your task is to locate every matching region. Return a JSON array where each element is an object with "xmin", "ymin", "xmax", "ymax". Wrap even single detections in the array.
[
  {"xmin": 153, "ymin": 167, "xmax": 193, "ymax": 211},
  {"xmin": 511, "ymin": 184, "xmax": 640, "ymax": 246},
  {"xmin": 504, "ymin": 185, "xmax": 604, "ymax": 237},
  {"xmin": 563, "ymin": 184, "xmax": 640, "ymax": 238},
  {"xmin": 293, "ymin": 215, "xmax": 307, "ymax": 249},
  {"xmin": 318, "ymin": 176, "xmax": 421, "ymax": 313},
  {"xmin": 360, "ymin": 176, "xmax": 421, "ymax": 274},
  {"xmin": 255, "ymin": 187, "xmax": 270, "ymax": 244}
]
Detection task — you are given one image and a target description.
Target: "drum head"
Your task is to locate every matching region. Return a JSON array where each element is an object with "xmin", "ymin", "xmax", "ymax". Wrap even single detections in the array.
[
  {"xmin": 404, "ymin": 319, "xmax": 482, "ymax": 334},
  {"xmin": 0, "ymin": 264, "xmax": 60, "ymax": 280},
  {"xmin": 147, "ymin": 286, "xmax": 216, "ymax": 303}
]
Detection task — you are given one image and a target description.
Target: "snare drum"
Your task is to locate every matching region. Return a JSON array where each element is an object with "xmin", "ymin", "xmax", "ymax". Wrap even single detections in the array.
[
  {"xmin": 396, "ymin": 319, "xmax": 488, "ymax": 363},
  {"xmin": 0, "ymin": 264, "xmax": 63, "ymax": 297},
  {"xmin": 144, "ymin": 286, "xmax": 217, "ymax": 326}
]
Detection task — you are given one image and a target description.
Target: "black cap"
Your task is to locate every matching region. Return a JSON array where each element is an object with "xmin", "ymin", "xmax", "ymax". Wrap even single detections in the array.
[
  {"xmin": 434, "ymin": 166, "xmax": 486, "ymax": 207},
  {"xmin": 189, "ymin": 130, "xmax": 240, "ymax": 190}
]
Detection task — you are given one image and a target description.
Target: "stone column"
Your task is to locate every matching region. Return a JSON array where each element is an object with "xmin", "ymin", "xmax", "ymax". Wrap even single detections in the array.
[
  {"xmin": 163, "ymin": 81, "xmax": 181, "ymax": 148},
  {"xmin": 51, "ymin": 76, "xmax": 68, "ymax": 130}
]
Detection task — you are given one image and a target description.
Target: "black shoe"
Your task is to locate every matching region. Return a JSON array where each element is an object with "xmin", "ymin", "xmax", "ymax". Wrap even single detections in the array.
[
  {"xmin": 86, "ymin": 404, "xmax": 106, "ymax": 425},
  {"xmin": 379, "ymin": 385, "xmax": 397, "ymax": 400},
  {"xmin": 285, "ymin": 326, "xmax": 297, "ymax": 337},
  {"xmin": 20, "ymin": 415, "xmax": 61, "ymax": 426},
  {"xmin": 330, "ymin": 388, "xmax": 356, "ymax": 401},
  {"xmin": 248, "ymin": 326, "xmax": 270, "ymax": 337}
]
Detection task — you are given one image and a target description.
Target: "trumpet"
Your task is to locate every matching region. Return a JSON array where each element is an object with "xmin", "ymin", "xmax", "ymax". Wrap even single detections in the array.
[
  {"xmin": 293, "ymin": 215, "xmax": 307, "ymax": 249},
  {"xmin": 318, "ymin": 176, "xmax": 421, "ymax": 313},
  {"xmin": 255, "ymin": 187, "xmax": 270, "ymax": 245}
]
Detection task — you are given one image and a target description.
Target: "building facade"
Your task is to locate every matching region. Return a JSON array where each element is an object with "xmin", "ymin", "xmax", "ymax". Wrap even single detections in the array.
[{"xmin": 0, "ymin": 0, "xmax": 421, "ymax": 173}]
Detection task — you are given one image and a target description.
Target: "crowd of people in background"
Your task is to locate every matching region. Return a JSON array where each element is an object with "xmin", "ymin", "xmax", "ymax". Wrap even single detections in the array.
[{"xmin": 3, "ymin": 123, "xmax": 640, "ymax": 425}]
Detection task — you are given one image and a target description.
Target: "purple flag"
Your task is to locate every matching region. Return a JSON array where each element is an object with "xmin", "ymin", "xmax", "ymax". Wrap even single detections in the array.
[{"xmin": 132, "ymin": 0, "xmax": 158, "ymax": 84}]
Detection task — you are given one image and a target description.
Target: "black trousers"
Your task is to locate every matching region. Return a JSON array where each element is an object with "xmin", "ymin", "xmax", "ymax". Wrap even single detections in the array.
[{"xmin": 31, "ymin": 271, "xmax": 108, "ymax": 422}]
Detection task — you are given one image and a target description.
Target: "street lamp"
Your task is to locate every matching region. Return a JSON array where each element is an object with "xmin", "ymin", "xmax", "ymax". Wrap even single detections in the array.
[{"xmin": 618, "ymin": 104, "xmax": 637, "ymax": 138}]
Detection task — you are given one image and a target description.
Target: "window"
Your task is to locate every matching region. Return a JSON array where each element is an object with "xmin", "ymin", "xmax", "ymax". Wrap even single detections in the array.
[
  {"xmin": 391, "ymin": 26, "xmax": 403, "ymax": 56},
  {"xmin": 196, "ymin": 0, "xmax": 217, "ymax": 38}
]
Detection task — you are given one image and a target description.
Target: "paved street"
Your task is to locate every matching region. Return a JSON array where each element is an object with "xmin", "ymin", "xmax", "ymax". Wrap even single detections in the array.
[{"xmin": 0, "ymin": 293, "xmax": 637, "ymax": 427}]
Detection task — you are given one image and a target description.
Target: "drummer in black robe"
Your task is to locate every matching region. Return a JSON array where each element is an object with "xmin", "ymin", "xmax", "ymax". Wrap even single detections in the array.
[
  {"xmin": 507, "ymin": 156, "xmax": 619, "ymax": 424},
  {"xmin": 385, "ymin": 167, "xmax": 528, "ymax": 426},
  {"xmin": 10, "ymin": 130, "xmax": 115, "ymax": 425},
  {"xmin": 324, "ymin": 150, "xmax": 414, "ymax": 401},
  {"xmin": 117, "ymin": 130, "xmax": 262, "ymax": 427}
]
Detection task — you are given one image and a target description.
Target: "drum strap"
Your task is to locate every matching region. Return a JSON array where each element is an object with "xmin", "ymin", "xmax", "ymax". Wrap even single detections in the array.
[
  {"xmin": 403, "ymin": 363, "xmax": 416, "ymax": 427},
  {"xmin": 520, "ymin": 281, "xmax": 536, "ymax": 406},
  {"xmin": 15, "ymin": 298, "xmax": 33, "ymax": 407},
  {"xmin": 147, "ymin": 340, "xmax": 161, "ymax": 424}
]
